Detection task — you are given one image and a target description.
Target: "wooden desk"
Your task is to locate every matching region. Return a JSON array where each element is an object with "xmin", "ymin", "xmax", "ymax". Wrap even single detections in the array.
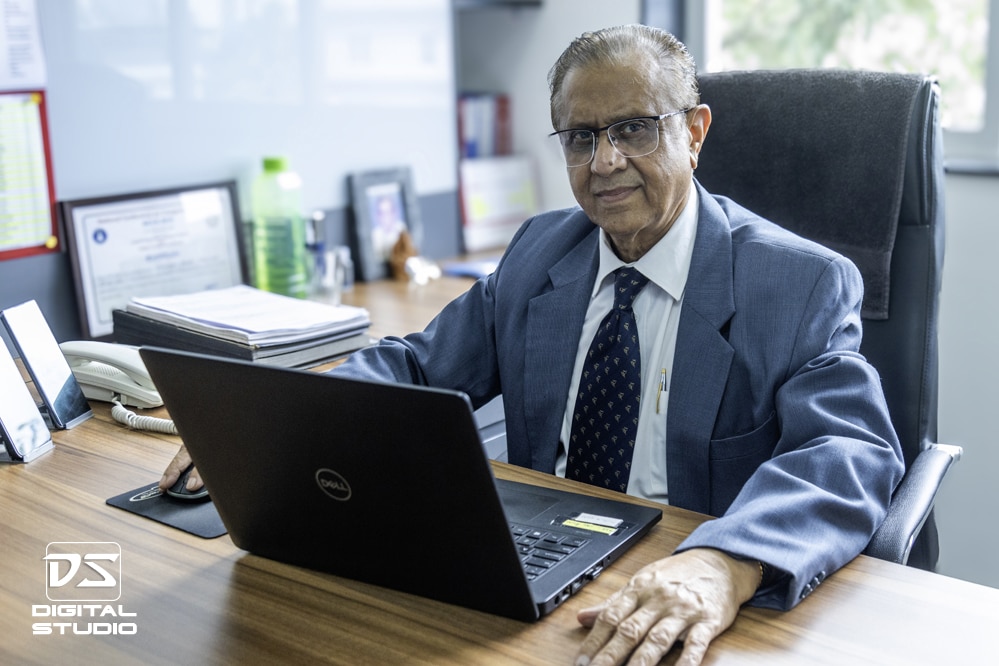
[
  {"xmin": 340, "ymin": 277, "xmax": 474, "ymax": 340},
  {"xmin": 2, "ymin": 277, "xmax": 997, "ymax": 665}
]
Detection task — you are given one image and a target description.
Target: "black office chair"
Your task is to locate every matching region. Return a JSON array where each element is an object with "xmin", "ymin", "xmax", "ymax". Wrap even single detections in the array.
[{"xmin": 694, "ymin": 69, "xmax": 961, "ymax": 571}]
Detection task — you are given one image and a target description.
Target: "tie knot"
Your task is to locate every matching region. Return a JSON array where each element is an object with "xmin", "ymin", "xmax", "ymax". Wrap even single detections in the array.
[{"xmin": 613, "ymin": 267, "xmax": 649, "ymax": 310}]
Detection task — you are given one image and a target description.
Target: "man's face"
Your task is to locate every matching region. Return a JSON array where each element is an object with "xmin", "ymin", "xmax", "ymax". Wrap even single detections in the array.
[{"xmin": 557, "ymin": 53, "xmax": 708, "ymax": 261}]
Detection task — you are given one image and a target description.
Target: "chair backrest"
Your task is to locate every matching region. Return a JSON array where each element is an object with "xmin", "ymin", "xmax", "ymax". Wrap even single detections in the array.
[{"xmin": 694, "ymin": 70, "xmax": 946, "ymax": 570}]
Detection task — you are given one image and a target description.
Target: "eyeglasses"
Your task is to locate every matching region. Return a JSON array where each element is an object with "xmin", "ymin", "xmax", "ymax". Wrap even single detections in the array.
[{"xmin": 548, "ymin": 110, "xmax": 692, "ymax": 168}]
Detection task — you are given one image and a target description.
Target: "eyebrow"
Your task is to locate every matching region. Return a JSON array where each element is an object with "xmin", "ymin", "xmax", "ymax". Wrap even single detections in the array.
[{"xmin": 558, "ymin": 112, "xmax": 658, "ymax": 132}]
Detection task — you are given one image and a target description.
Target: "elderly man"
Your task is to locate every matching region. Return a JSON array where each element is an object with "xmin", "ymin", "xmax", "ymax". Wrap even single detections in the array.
[{"xmin": 163, "ymin": 24, "xmax": 903, "ymax": 666}]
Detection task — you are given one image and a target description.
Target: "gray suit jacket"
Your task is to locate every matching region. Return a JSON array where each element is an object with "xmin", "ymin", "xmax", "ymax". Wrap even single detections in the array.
[{"xmin": 335, "ymin": 181, "xmax": 904, "ymax": 610}]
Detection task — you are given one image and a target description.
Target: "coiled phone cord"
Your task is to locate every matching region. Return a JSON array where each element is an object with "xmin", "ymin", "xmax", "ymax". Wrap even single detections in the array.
[{"xmin": 111, "ymin": 399, "xmax": 178, "ymax": 435}]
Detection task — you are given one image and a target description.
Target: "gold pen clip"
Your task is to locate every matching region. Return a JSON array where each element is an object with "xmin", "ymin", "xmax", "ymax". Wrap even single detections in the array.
[{"xmin": 656, "ymin": 368, "xmax": 667, "ymax": 414}]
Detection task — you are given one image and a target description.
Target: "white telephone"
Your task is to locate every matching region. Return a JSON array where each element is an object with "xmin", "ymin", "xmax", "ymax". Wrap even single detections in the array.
[
  {"xmin": 59, "ymin": 341, "xmax": 161, "ymax": 408},
  {"xmin": 59, "ymin": 341, "xmax": 178, "ymax": 435},
  {"xmin": 59, "ymin": 340, "xmax": 163, "ymax": 408}
]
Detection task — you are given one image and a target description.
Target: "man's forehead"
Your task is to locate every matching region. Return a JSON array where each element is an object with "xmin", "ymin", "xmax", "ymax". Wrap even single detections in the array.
[
  {"xmin": 562, "ymin": 108, "xmax": 656, "ymax": 130},
  {"xmin": 559, "ymin": 65, "xmax": 673, "ymax": 128}
]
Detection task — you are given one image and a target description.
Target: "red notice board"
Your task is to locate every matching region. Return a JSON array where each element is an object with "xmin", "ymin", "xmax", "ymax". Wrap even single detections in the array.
[{"xmin": 0, "ymin": 89, "xmax": 57, "ymax": 262}]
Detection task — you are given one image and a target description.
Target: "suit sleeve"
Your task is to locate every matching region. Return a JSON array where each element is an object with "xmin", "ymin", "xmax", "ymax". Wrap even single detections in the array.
[
  {"xmin": 329, "ymin": 277, "xmax": 503, "ymax": 410},
  {"xmin": 675, "ymin": 255, "xmax": 904, "ymax": 610},
  {"xmin": 328, "ymin": 218, "xmax": 551, "ymax": 409}
]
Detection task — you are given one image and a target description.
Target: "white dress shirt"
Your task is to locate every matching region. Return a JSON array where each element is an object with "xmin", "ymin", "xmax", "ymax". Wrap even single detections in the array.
[{"xmin": 556, "ymin": 184, "xmax": 699, "ymax": 504}]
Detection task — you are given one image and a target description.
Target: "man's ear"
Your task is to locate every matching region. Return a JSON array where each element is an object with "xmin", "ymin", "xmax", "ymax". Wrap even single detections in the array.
[{"xmin": 688, "ymin": 104, "xmax": 712, "ymax": 168}]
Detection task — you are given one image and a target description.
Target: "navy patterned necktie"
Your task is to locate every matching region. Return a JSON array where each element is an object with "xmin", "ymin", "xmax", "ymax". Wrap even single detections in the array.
[{"xmin": 566, "ymin": 267, "xmax": 650, "ymax": 492}]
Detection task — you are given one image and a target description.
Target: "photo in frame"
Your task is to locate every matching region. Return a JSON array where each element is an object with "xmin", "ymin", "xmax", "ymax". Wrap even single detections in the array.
[{"xmin": 347, "ymin": 167, "xmax": 423, "ymax": 282}]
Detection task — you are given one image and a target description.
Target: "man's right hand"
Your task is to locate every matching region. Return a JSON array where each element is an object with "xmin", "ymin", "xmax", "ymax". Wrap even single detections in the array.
[{"xmin": 158, "ymin": 446, "xmax": 203, "ymax": 492}]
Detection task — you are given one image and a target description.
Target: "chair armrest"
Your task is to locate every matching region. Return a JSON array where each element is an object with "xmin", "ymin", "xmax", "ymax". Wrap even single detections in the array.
[{"xmin": 864, "ymin": 443, "xmax": 963, "ymax": 564}]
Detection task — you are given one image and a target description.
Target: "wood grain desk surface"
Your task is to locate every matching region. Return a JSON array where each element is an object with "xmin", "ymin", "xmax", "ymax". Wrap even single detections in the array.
[{"xmin": 2, "ymin": 276, "xmax": 997, "ymax": 665}]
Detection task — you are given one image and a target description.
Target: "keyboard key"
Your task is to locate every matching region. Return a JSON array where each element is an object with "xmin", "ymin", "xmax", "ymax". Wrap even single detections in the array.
[
  {"xmin": 509, "ymin": 524, "xmax": 589, "ymax": 580},
  {"xmin": 525, "ymin": 557, "xmax": 555, "ymax": 569},
  {"xmin": 532, "ymin": 549, "xmax": 566, "ymax": 562},
  {"xmin": 536, "ymin": 542, "xmax": 575, "ymax": 555}
]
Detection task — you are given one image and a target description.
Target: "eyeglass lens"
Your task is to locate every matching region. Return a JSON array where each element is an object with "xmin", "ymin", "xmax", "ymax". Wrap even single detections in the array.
[{"xmin": 556, "ymin": 117, "xmax": 661, "ymax": 167}]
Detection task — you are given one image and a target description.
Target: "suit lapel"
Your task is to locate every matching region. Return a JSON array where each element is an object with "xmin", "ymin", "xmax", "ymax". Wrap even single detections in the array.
[
  {"xmin": 523, "ymin": 230, "xmax": 599, "ymax": 473},
  {"xmin": 515, "ymin": 185, "xmax": 737, "ymax": 500},
  {"xmin": 666, "ymin": 184, "xmax": 736, "ymax": 514}
]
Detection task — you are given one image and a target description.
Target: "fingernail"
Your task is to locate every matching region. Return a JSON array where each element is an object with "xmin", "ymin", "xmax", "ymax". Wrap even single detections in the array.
[
  {"xmin": 575, "ymin": 657, "xmax": 590, "ymax": 666},
  {"xmin": 187, "ymin": 476, "xmax": 199, "ymax": 490}
]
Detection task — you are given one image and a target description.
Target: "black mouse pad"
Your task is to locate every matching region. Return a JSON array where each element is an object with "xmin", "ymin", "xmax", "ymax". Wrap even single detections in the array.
[{"xmin": 106, "ymin": 483, "xmax": 227, "ymax": 538}]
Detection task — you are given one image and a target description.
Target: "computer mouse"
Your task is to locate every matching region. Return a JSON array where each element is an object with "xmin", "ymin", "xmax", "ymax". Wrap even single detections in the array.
[{"xmin": 165, "ymin": 463, "xmax": 209, "ymax": 501}]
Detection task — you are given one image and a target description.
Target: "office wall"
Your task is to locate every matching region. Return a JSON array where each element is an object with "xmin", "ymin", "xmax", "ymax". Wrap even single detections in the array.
[
  {"xmin": 455, "ymin": 0, "xmax": 642, "ymax": 212},
  {"xmin": 935, "ymin": 174, "xmax": 999, "ymax": 589},
  {"xmin": 1, "ymin": 0, "xmax": 460, "ymax": 341},
  {"xmin": 459, "ymin": 0, "xmax": 999, "ymax": 589}
]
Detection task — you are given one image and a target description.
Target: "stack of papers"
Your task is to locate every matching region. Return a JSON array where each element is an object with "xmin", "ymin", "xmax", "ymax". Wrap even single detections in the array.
[
  {"xmin": 126, "ymin": 285, "xmax": 370, "ymax": 347},
  {"xmin": 114, "ymin": 286, "xmax": 374, "ymax": 368}
]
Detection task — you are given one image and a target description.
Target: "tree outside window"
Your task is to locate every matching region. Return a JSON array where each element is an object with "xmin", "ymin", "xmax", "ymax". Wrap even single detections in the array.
[{"xmin": 706, "ymin": 0, "xmax": 988, "ymax": 132}]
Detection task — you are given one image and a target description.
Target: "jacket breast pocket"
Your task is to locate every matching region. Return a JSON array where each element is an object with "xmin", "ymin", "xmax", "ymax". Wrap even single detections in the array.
[{"xmin": 708, "ymin": 411, "xmax": 780, "ymax": 514}]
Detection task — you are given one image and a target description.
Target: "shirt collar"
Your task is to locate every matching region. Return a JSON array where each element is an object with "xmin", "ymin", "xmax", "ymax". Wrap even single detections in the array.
[{"xmin": 594, "ymin": 183, "xmax": 699, "ymax": 301}]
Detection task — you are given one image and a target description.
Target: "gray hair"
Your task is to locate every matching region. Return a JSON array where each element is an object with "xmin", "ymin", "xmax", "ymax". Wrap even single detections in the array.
[{"xmin": 547, "ymin": 24, "xmax": 699, "ymax": 129}]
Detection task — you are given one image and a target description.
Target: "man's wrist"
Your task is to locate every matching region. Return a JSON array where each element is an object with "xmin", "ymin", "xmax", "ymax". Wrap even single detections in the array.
[
  {"xmin": 718, "ymin": 551, "xmax": 778, "ymax": 592},
  {"xmin": 758, "ymin": 561, "xmax": 776, "ymax": 590},
  {"xmin": 698, "ymin": 549, "xmax": 764, "ymax": 601}
]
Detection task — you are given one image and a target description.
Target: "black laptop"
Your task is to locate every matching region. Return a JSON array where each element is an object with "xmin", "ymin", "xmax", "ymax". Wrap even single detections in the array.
[{"xmin": 139, "ymin": 347, "xmax": 662, "ymax": 622}]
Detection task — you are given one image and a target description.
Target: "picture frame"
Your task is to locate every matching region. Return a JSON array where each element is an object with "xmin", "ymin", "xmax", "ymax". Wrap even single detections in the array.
[
  {"xmin": 347, "ymin": 166, "xmax": 423, "ymax": 282},
  {"xmin": 61, "ymin": 181, "xmax": 248, "ymax": 340}
]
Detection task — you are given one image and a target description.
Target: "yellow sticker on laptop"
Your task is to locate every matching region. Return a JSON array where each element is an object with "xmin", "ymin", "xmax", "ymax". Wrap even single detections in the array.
[{"xmin": 562, "ymin": 512, "xmax": 624, "ymax": 535}]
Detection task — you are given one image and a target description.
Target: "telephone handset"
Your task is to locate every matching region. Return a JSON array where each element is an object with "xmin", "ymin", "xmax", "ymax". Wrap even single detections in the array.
[
  {"xmin": 59, "ymin": 341, "xmax": 162, "ymax": 408},
  {"xmin": 59, "ymin": 341, "xmax": 178, "ymax": 435}
]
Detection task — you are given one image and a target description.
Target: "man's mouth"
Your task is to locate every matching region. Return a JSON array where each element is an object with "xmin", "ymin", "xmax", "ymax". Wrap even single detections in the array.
[{"xmin": 594, "ymin": 186, "xmax": 638, "ymax": 203}]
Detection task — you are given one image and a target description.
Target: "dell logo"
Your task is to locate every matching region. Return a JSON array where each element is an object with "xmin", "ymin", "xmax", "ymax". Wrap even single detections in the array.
[{"xmin": 315, "ymin": 468, "xmax": 351, "ymax": 501}]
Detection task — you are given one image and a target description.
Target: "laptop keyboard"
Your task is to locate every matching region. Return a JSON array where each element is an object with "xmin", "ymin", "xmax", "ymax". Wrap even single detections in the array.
[{"xmin": 510, "ymin": 524, "xmax": 589, "ymax": 580}]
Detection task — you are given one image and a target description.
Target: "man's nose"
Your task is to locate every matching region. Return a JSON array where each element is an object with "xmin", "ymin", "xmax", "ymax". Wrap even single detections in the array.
[{"xmin": 591, "ymin": 131, "xmax": 627, "ymax": 173}]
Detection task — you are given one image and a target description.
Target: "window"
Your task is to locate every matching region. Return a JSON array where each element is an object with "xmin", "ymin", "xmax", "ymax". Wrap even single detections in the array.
[{"xmin": 679, "ymin": 0, "xmax": 999, "ymax": 165}]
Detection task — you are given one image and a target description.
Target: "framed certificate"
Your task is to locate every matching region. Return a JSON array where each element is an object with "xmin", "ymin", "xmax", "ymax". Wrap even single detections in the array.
[{"xmin": 61, "ymin": 181, "xmax": 248, "ymax": 340}]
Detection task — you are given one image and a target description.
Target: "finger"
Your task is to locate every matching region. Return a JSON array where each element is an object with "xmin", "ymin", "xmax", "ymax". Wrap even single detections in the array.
[
  {"xmin": 158, "ymin": 446, "xmax": 193, "ymax": 490},
  {"xmin": 584, "ymin": 606, "xmax": 661, "ymax": 666},
  {"xmin": 577, "ymin": 603, "xmax": 606, "ymax": 628},
  {"xmin": 576, "ymin": 588, "xmax": 627, "ymax": 630},
  {"xmin": 674, "ymin": 622, "xmax": 721, "ymax": 666},
  {"xmin": 575, "ymin": 592, "xmax": 638, "ymax": 663},
  {"xmin": 185, "ymin": 467, "xmax": 203, "ymax": 491},
  {"xmin": 626, "ymin": 616, "xmax": 688, "ymax": 666}
]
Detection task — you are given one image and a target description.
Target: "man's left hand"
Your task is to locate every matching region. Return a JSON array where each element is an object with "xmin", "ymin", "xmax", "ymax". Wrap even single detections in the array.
[{"xmin": 574, "ymin": 547, "xmax": 761, "ymax": 666}]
